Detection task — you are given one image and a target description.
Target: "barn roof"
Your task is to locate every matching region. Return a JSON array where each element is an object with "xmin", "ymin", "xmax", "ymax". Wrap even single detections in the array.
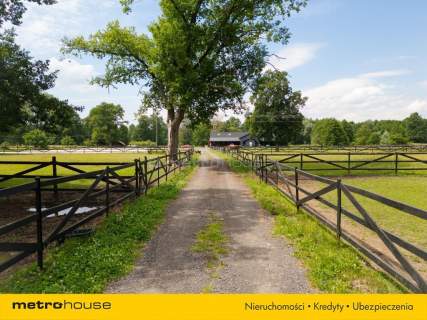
[{"xmin": 209, "ymin": 132, "xmax": 249, "ymax": 142}]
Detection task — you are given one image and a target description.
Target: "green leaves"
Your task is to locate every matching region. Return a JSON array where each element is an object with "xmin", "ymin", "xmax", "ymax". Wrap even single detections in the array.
[
  {"xmin": 62, "ymin": 0, "xmax": 306, "ymax": 121},
  {"xmin": 249, "ymin": 70, "xmax": 306, "ymax": 145}
]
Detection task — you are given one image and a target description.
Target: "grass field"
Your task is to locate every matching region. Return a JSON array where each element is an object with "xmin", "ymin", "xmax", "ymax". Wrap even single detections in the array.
[
  {"xmin": 0, "ymin": 153, "xmax": 164, "ymax": 188},
  {"xmin": 305, "ymin": 176, "xmax": 427, "ymax": 249},
  {"xmin": 260, "ymin": 152, "xmax": 427, "ymax": 176}
]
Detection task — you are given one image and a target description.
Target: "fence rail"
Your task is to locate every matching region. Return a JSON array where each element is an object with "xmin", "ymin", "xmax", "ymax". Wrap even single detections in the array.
[
  {"xmin": 0, "ymin": 145, "xmax": 194, "ymax": 154},
  {"xmin": 229, "ymin": 150, "xmax": 427, "ymax": 174},
  {"xmin": 0, "ymin": 150, "xmax": 193, "ymax": 273},
  {"xmin": 218, "ymin": 147, "xmax": 427, "ymax": 293},
  {"xmin": 241, "ymin": 144, "xmax": 427, "ymax": 153}
]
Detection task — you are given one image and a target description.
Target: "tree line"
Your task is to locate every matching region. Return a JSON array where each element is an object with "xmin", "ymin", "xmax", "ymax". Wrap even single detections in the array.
[{"xmin": 2, "ymin": 1, "xmax": 425, "ymax": 150}]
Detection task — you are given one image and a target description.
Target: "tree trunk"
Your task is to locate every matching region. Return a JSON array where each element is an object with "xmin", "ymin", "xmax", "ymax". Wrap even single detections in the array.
[{"xmin": 167, "ymin": 109, "xmax": 184, "ymax": 160}]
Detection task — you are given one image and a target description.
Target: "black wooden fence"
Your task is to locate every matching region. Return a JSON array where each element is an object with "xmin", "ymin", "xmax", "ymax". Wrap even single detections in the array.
[
  {"xmin": 231, "ymin": 150, "xmax": 427, "ymax": 174},
  {"xmin": 0, "ymin": 151, "xmax": 193, "ymax": 273},
  {"xmin": 220, "ymin": 148, "xmax": 427, "ymax": 293},
  {"xmin": 242, "ymin": 144, "xmax": 427, "ymax": 153}
]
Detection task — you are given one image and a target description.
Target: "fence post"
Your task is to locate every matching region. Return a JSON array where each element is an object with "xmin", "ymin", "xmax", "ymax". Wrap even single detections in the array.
[
  {"xmin": 52, "ymin": 156, "xmax": 58, "ymax": 197},
  {"xmin": 134, "ymin": 160, "xmax": 139, "ymax": 196},
  {"xmin": 347, "ymin": 152, "xmax": 351, "ymax": 175},
  {"xmin": 275, "ymin": 162, "xmax": 279, "ymax": 186},
  {"xmin": 35, "ymin": 177, "xmax": 43, "ymax": 270},
  {"xmin": 105, "ymin": 168, "xmax": 110, "ymax": 215},
  {"xmin": 144, "ymin": 156, "xmax": 148, "ymax": 194},
  {"xmin": 294, "ymin": 168, "xmax": 299, "ymax": 210},
  {"xmin": 264, "ymin": 154, "xmax": 268, "ymax": 183},
  {"xmin": 157, "ymin": 157, "xmax": 160, "ymax": 187},
  {"xmin": 337, "ymin": 179, "xmax": 342, "ymax": 240},
  {"xmin": 395, "ymin": 152, "xmax": 398, "ymax": 175},
  {"xmin": 300, "ymin": 153, "xmax": 303, "ymax": 170},
  {"xmin": 165, "ymin": 154, "xmax": 168, "ymax": 182}
]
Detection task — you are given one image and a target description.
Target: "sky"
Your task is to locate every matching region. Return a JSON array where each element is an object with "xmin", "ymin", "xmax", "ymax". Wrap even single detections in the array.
[{"xmin": 11, "ymin": 0, "xmax": 427, "ymax": 123}]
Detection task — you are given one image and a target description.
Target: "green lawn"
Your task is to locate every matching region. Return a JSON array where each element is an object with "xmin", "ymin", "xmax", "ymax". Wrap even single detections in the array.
[
  {"xmin": 254, "ymin": 152, "xmax": 427, "ymax": 176},
  {"xmin": 0, "ymin": 153, "xmax": 163, "ymax": 188},
  {"xmin": 316, "ymin": 176, "xmax": 427, "ymax": 248}
]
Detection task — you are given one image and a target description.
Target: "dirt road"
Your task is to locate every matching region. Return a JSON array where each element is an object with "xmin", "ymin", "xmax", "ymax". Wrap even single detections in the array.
[{"xmin": 106, "ymin": 149, "xmax": 314, "ymax": 293}]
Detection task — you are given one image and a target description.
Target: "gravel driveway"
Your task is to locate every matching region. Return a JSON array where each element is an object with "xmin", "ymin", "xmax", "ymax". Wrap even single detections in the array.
[{"xmin": 106, "ymin": 149, "xmax": 314, "ymax": 293}]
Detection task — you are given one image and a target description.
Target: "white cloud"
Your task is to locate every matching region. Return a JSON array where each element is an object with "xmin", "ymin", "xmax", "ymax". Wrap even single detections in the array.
[
  {"xmin": 303, "ymin": 70, "xmax": 427, "ymax": 121},
  {"xmin": 48, "ymin": 57, "xmax": 98, "ymax": 93},
  {"xmin": 359, "ymin": 69, "xmax": 411, "ymax": 79},
  {"xmin": 419, "ymin": 81, "xmax": 427, "ymax": 88},
  {"xmin": 265, "ymin": 43, "xmax": 324, "ymax": 71},
  {"xmin": 15, "ymin": 0, "xmax": 117, "ymax": 57}
]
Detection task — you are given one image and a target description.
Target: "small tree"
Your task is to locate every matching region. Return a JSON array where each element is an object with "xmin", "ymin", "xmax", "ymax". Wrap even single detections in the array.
[
  {"xmin": 192, "ymin": 123, "xmax": 211, "ymax": 146},
  {"xmin": 23, "ymin": 129, "xmax": 50, "ymax": 149},
  {"xmin": 380, "ymin": 131, "xmax": 391, "ymax": 145},
  {"xmin": 60, "ymin": 135, "xmax": 76, "ymax": 146}
]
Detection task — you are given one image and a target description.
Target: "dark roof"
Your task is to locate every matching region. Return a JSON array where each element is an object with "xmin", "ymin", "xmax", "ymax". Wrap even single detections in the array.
[{"xmin": 209, "ymin": 132, "xmax": 249, "ymax": 142}]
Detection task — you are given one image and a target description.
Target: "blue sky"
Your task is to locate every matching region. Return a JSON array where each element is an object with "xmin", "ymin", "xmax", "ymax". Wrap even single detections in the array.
[{"xmin": 13, "ymin": 0, "xmax": 427, "ymax": 123}]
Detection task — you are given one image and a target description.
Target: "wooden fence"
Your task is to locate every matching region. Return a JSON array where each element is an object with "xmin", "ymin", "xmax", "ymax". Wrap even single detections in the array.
[
  {"xmin": 220, "ymin": 148, "xmax": 427, "ymax": 293},
  {"xmin": 231, "ymin": 150, "xmax": 427, "ymax": 174},
  {"xmin": 241, "ymin": 144, "xmax": 427, "ymax": 153},
  {"xmin": 0, "ymin": 145, "xmax": 184, "ymax": 154},
  {"xmin": 0, "ymin": 152, "xmax": 192, "ymax": 188},
  {"xmin": 0, "ymin": 151, "xmax": 193, "ymax": 273}
]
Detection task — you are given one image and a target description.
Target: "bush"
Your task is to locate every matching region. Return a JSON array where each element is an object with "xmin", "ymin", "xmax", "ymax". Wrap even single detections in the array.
[
  {"xmin": 0, "ymin": 141, "xmax": 10, "ymax": 151},
  {"xmin": 60, "ymin": 136, "xmax": 76, "ymax": 146},
  {"xmin": 83, "ymin": 139, "xmax": 93, "ymax": 147},
  {"xmin": 129, "ymin": 140, "xmax": 156, "ymax": 147},
  {"xmin": 23, "ymin": 129, "xmax": 50, "ymax": 149}
]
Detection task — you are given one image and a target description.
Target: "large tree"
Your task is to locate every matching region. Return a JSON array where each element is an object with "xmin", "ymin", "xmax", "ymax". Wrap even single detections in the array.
[
  {"xmin": 404, "ymin": 112, "xmax": 427, "ymax": 143},
  {"xmin": 249, "ymin": 70, "xmax": 306, "ymax": 145},
  {"xmin": 0, "ymin": 30, "xmax": 57, "ymax": 135},
  {"xmin": 23, "ymin": 93, "xmax": 84, "ymax": 143},
  {"xmin": 85, "ymin": 102, "xmax": 127, "ymax": 145},
  {"xmin": 0, "ymin": 0, "xmax": 55, "ymax": 27},
  {"xmin": 63, "ymin": 0, "xmax": 306, "ymax": 158}
]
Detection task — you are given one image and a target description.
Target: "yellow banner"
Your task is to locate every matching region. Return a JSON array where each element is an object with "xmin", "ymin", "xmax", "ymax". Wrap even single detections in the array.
[{"xmin": 0, "ymin": 294, "xmax": 425, "ymax": 320}]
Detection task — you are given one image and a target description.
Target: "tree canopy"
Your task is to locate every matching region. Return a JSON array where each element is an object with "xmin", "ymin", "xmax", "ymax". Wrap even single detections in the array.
[
  {"xmin": 248, "ymin": 70, "xmax": 305, "ymax": 145},
  {"xmin": 311, "ymin": 118, "xmax": 348, "ymax": 146},
  {"xmin": 63, "ymin": 0, "xmax": 306, "ymax": 156},
  {"xmin": 0, "ymin": 30, "xmax": 57, "ymax": 134},
  {"xmin": 85, "ymin": 102, "xmax": 127, "ymax": 145}
]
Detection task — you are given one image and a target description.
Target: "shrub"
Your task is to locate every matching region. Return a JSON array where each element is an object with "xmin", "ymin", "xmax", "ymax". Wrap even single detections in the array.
[
  {"xmin": 60, "ymin": 136, "xmax": 76, "ymax": 146},
  {"xmin": 0, "ymin": 141, "xmax": 10, "ymax": 151},
  {"xmin": 23, "ymin": 129, "xmax": 50, "ymax": 149}
]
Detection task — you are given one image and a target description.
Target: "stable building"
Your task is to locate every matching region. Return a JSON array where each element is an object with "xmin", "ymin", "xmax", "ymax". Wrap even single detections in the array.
[{"xmin": 209, "ymin": 132, "xmax": 259, "ymax": 147}]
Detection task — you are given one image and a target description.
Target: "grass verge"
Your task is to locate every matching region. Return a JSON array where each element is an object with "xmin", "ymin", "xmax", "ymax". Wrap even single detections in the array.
[
  {"xmin": 191, "ymin": 212, "xmax": 228, "ymax": 293},
  {"xmin": 192, "ymin": 213, "xmax": 228, "ymax": 268},
  {"xmin": 0, "ymin": 164, "xmax": 196, "ymax": 293},
  {"xmin": 213, "ymin": 150, "xmax": 404, "ymax": 293}
]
